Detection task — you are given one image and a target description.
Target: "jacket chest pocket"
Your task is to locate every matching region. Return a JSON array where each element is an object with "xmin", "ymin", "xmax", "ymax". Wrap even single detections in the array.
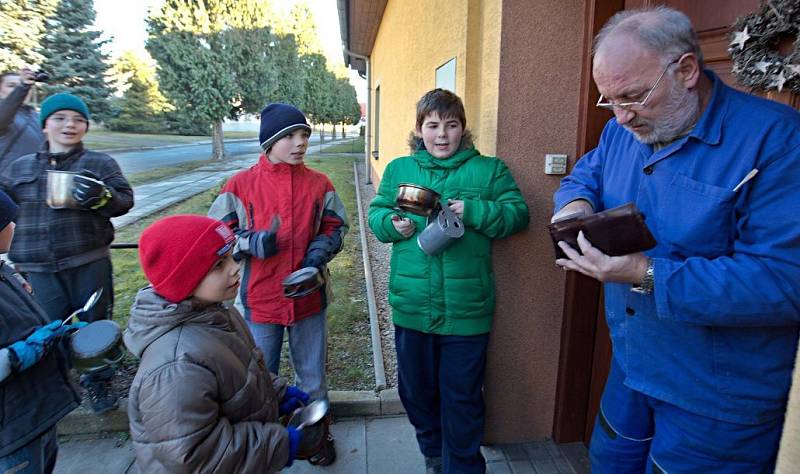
[
  {"xmin": 8, "ymin": 173, "xmax": 41, "ymax": 203},
  {"xmin": 661, "ymin": 174, "xmax": 736, "ymax": 258}
]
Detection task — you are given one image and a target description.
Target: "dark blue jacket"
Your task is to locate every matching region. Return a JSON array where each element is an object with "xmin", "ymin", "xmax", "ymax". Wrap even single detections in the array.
[
  {"xmin": 0, "ymin": 261, "xmax": 80, "ymax": 456},
  {"xmin": 555, "ymin": 71, "xmax": 800, "ymax": 424},
  {"xmin": 0, "ymin": 83, "xmax": 44, "ymax": 169}
]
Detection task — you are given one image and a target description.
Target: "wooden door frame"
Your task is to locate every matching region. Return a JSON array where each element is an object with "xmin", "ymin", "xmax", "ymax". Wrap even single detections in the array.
[{"xmin": 551, "ymin": 0, "xmax": 624, "ymax": 444}]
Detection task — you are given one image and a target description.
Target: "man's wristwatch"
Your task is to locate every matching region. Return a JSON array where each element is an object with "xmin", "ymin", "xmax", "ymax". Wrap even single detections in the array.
[{"xmin": 631, "ymin": 259, "xmax": 654, "ymax": 295}]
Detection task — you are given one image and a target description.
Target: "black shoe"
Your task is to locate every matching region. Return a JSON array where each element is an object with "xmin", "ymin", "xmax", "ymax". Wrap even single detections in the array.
[
  {"xmin": 425, "ymin": 456, "xmax": 443, "ymax": 474},
  {"xmin": 83, "ymin": 379, "xmax": 119, "ymax": 415},
  {"xmin": 308, "ymin": 427, "xmax": 337, "ymax": 466}
]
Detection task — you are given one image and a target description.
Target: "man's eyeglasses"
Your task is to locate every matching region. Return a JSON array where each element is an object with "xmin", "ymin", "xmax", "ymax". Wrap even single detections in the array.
[{"xmin": 596, "ymin": 55, "xmax": 684, "ymax": 112}]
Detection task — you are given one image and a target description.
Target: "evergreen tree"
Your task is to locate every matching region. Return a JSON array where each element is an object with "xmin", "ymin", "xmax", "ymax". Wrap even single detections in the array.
[
  {"xmin": 270, "ymin": 1, "xmax": 323, "ymax": 57},
  {"xmin": 107, "ymin": 51, "xmax": 173, "ymax": 133},
  {"xmin": 147, "ymin": 0, "xmax": 282, "ymax": 158},
  {"xmin": 335, "ymin": 77, "xmax": 361, "ymax": 138},
  {"xmin": 0, "ymin": 0, "xmax": 58, "ymax": 72},
  {"xmin": 38, "ymin": 0, "xmax": 114, "ymax": 123},
  {"xmin": 267, "ymin": 33, "xmax": 306, "ymax": 108},
  {"xmin": 302, "ymin": 53, "xmax": 336, "ymax": 141}
]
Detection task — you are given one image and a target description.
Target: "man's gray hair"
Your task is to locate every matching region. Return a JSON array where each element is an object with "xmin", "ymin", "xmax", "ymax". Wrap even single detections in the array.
[{"xmin": 593, "ymin": 6, "xmax": 704, "ymax": 67}]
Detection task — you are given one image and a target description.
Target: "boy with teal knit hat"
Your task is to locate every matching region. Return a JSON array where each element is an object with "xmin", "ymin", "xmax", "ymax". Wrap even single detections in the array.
[{"xmin": 0, "ymin": 92, "xmax": 133, "ymax": 415}]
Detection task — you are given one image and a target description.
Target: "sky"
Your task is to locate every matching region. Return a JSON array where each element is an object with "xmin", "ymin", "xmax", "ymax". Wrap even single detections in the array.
[{"xmin": 93, "ymin": 0, "xmax": 366, "ymax": 102}]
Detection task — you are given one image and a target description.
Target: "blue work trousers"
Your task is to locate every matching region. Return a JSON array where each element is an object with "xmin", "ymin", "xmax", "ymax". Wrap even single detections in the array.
[
  {"xmin": 590, "ymin": 357, "xmax": 783, "ymax": 473},
  {"xmin": 395, "ymin": 325, "xmax": 490, "ymax": 474}
]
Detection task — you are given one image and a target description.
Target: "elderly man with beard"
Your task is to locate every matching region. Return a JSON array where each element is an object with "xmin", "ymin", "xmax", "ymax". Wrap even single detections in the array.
[{"xmin": 553, "ymin": 6, "xmax": 800, "ymax": 473}]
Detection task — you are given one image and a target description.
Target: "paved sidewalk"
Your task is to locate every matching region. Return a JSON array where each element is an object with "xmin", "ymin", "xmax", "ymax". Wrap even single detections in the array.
[
  {"xmin": 55, "ymin": 415, "xmax": 588, "ymax": 473},
  {"xmin": 111, "ymin": 137, "xmax": 353, "ymax": 229}
]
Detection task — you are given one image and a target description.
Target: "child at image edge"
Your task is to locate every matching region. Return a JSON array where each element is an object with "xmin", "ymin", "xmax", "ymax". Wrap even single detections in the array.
[
  {"xmin": 125, "ymin": 214, "xmax": 320, "ymax": 472},
  {"xmin": 367, "ymin": 89, "xmax": 529, "ymax": 474},
  {"xmin": 208, "ymin": 103, "xmax": 349, "ymax": 466}
]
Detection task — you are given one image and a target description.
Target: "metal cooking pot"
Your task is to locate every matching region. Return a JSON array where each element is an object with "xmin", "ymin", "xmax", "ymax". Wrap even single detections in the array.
[
  {"xmin": 286, "ymin": 400, "xmax": 329, "ymax": 459},
  {"xmin": 69, "ymin": 320, "xmax": 125, "ymax": 373},
  {"xmin": 417, "ymin": 204, "xmax": 465, "ymax": 255},
  {"xmin": 396, "ymin": 183, "xmax": 441, "ymax": 217},
  {"xmin": 46, "ymin": 170, "xmax": 81, "ymax": 209},
  {"xmin": 283, "ymin": 267, "xmax": 325, "ymax": 298}
]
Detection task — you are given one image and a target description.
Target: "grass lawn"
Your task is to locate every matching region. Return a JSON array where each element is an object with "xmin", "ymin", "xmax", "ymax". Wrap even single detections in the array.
[
  {"xmin": 111, "ymin": 153, "xmax": 374, "ymax": 390},
  {"xmin": 321, "ymin": 135, "xmax": 365, "ymax": 154},
  {"xmin": 83, "ymin": 128, "xmax": 256, "ymax": 151}
]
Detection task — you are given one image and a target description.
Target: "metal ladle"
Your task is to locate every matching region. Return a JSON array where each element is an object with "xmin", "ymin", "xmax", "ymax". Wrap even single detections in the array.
[
  {"xmin": 293, "ymin": 399, "xmax": 330, "ymax": 430},
  {"xmin": 61, "ymin": 287, "xmax": 103, "ymax": 326}
]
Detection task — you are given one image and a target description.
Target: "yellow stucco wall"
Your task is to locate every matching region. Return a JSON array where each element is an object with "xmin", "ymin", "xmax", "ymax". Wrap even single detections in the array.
[{"xmin": 369, "ymin": 0, "xmax": 502, "ymax": 181}]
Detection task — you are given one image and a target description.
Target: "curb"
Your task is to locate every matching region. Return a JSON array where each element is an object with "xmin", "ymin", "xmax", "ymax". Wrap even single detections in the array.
[{"xmin": 57, "ymin": 389, "xmax": 405, "ymax": 436}]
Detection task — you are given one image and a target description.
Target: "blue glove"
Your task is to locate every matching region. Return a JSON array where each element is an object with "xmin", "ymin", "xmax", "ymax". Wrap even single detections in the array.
[
  {"xmin": 280, "ymin": 386, "xmax": 310, "ymax": 415},
  {"xmin": 286, "ymin": 427, "xmax": 302, "ymax": 467},
  {"xmin": 7, "ymin": 320, "xmax": 66, "ymax": 372}
]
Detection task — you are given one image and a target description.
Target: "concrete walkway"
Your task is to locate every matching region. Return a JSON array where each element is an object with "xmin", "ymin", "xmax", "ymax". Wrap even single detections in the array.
[{"xmin": 55, "ymin": 415, "xmax": 588, "ymax": 473}]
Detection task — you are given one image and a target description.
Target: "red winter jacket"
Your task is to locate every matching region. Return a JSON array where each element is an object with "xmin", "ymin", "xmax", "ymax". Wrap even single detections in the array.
[{"xmin": 209, "ymin": 155, "xmax": 348, "ymax": 325}]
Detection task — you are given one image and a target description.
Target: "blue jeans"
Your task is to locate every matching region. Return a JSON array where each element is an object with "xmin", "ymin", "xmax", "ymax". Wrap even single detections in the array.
[
  {"xmin": 590, "ymin": 357, "xmax": 783, "ymax": 473},
  {"xmin": 246, "ymin": 309, "xmax": 328, "ymax": 401},
  {"xmin": 0, "ymin": 426, "xmax": 58, "ymax": 474},
  {"xmin": 395, "ymin": 325, "xmax": 489, "ymax": 474}
]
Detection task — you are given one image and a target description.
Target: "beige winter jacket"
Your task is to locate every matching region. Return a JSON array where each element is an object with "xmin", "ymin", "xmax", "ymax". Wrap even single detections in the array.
[{"xmin": 124, "ymin": 286, "xmax": 290, "ymax": 473}]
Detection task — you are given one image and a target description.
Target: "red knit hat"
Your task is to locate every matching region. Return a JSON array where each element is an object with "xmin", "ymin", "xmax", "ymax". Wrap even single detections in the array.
[{"xmin": 139, "ymin": 215, "xmax": 236, "ymax": 303}]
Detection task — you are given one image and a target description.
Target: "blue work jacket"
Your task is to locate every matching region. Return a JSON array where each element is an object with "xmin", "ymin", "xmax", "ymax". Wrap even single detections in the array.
[{"xmin": 554, "ymin": 71, "xmax": 800, "ymax": 425}]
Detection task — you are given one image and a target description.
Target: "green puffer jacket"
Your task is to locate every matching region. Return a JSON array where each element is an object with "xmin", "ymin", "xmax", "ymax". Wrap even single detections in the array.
[{"xmin": 368, "ymin": 147, "xmax": 529, "ymax": 336}]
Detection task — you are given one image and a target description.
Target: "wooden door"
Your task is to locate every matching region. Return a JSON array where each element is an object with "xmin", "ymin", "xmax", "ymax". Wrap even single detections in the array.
[{"xmin": 553, "ymin": 0, "xmax": 796, "ymax": 444}]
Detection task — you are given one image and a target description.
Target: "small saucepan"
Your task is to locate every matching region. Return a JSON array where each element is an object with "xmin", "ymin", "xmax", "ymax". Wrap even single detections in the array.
[
  {"xmin": 69, "ymin": 320, "xmax": 125, "ymax": 373},
  {"xmin": 396, "ymin": 183, "xmax": 441, "ymax": 217},
  {"xmin": 283, "ymin": 267, "xmax": 325, "ymax": 298},
  {"xmin": 46, "ymin": 170, "xmax": 81, "ymax": 209}
]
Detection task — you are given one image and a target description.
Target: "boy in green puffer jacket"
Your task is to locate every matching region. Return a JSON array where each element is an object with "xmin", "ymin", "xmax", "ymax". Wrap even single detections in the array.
[{"xmin": 368, "ymin": 89, "xmax": 529, "ymax": 474}]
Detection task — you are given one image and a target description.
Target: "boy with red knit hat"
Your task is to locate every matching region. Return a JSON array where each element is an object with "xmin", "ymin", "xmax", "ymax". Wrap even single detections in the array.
[
  {"xmin": 124, "ymin": 214, "xmax": 320, "ymax": 472},
  {"xmin": 209, "ymin": 103, "xmax": 348, "ymax": 466}
]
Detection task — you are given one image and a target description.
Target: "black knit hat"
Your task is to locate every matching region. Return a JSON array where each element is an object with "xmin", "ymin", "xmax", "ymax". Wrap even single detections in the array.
[
  {"xmin": 259, "ymin": 103, "xmax": 311, "ymax": 151},
  {"xmin": 0, "ymin": 189, "xmax": 18, "ymax": 231}
]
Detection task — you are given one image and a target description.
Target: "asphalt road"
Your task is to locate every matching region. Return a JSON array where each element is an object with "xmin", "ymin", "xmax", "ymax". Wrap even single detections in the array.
[{"xmin": 110, "ymin": 135, "xmax": 324, "ymax": 174}]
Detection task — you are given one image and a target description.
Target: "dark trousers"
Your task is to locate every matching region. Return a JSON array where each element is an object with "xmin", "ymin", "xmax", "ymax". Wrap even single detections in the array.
[
  {"xmin": 28, "ymin": 256, "xmax": 115, "ymax": 383},
  {"xmin": 0, "ymin": 426, "xmax": 58, "ymax": 474},
  {"xmin": 395, "ymin": 325, "xmax": 489, "ymax": 474}
]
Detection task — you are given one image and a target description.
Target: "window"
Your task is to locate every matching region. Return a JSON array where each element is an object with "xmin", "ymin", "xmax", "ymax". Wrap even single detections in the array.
[{"xmin": 435, "ymin": 58, "xmax": 456, "ymax": 92}]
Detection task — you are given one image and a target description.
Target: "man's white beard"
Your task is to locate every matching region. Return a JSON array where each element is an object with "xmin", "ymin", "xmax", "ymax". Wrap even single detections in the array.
[{"xmin": 628, "ymin": 79, "xmax": 700, "ymax": 145}]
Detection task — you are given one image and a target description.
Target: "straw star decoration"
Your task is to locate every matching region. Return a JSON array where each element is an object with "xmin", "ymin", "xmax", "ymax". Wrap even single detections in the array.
[
  {"xmin": 769, "ymin": 70, "xmax": 787, "ymax": 92},
  {"xmin": 730, "ymin": 27, "xmax": 751, "ymax": 50},
  {"xmin": 754, "ymin": 60, "xmax": 772, "ymax": 73}
]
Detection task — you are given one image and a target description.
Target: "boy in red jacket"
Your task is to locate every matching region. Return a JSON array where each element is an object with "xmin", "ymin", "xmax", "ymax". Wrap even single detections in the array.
[{"xmin": 209, "ymin": 103, "xmax": 348, "ymax": 466}]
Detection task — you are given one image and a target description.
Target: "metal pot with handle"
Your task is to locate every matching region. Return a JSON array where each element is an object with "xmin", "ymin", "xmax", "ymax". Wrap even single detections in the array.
[
  {"xmin": 69, "ymin": 319, "xmax": 125, "ymax": 373},
  {"xmin": 417, "ymin": 203, "xmax": 465, "ymax": 255},
  {"xmin": 396, "ymin": 183, "xmax": 441, "ymax": 217},
  {"xmin": 46, "ymin": 170, "xmax": 81, "ymax": 209}
]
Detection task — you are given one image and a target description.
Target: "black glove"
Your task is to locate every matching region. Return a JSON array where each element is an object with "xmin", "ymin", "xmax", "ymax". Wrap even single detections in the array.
[{"xmin": 72, "ymin": 170, "xmax": 111, "ymax": 209}]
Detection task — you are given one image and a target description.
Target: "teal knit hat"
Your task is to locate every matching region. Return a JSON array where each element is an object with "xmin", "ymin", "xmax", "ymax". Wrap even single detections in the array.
[{"xmin": 40, "ymin": 93, "xmax": 91, "ymax": 128}]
